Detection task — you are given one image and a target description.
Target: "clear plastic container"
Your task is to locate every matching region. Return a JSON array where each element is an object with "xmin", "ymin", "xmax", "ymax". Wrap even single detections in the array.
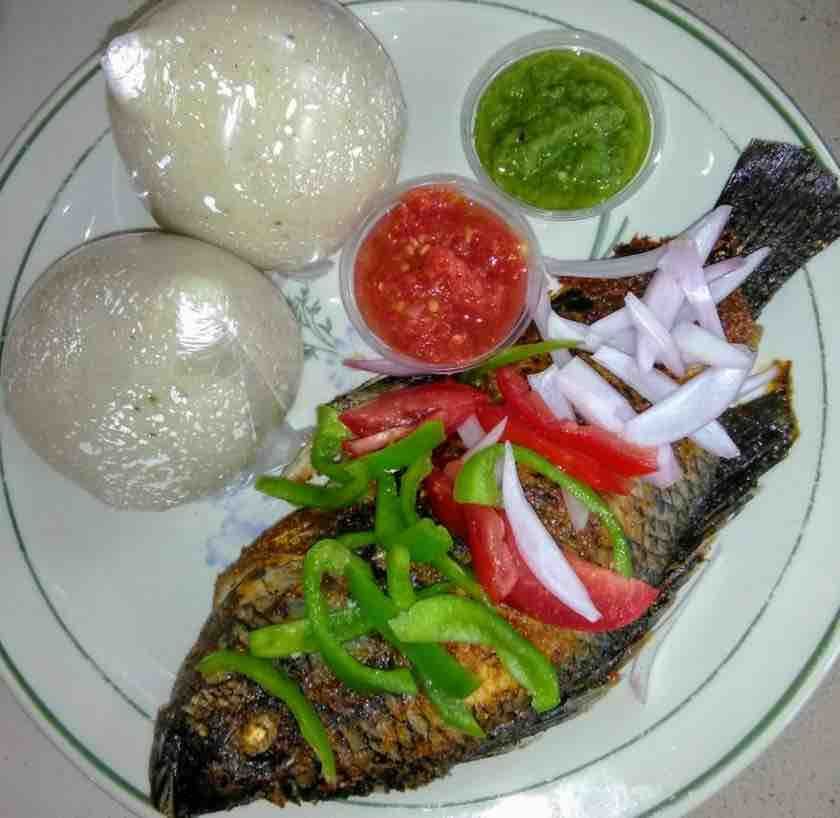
[
  {"xmin": 339, "ymin": 173, "xmax": 546, "ymax": 375},
  {"xmin": 461, "ymin": 29, "xmax": 666, "ymax": 222}
]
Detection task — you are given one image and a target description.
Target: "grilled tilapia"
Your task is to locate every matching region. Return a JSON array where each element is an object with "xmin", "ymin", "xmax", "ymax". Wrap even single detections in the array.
[{"xmin": 150, "ymin": 141, "xmax": 840, "ymax": 817}]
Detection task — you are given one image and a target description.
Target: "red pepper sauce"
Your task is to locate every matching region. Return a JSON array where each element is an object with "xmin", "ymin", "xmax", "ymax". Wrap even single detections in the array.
[{"xmin": 354, "ymin": 186, "xmax": 528, "ymax": 365}]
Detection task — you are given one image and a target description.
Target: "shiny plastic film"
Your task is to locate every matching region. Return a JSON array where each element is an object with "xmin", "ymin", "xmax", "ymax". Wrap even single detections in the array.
[
  {"xmin": 102, "ymin": 0, "xmax": 407, "ymax": 274},
  {"xmin": 0, "ymin": 232, "xmax": 304, "ymax": 510}
]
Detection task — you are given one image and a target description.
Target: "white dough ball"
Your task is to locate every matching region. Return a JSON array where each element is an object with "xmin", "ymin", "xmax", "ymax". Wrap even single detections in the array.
[
  {"xmin": 103, "ymin": 0, "xmax": 406, "ymax": 271},
  {"xmin": 2, "ymin": 232, "xmax": 303, "ymax": 510}
]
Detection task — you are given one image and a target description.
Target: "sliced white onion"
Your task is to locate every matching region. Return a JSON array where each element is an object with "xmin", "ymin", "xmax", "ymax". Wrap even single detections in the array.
[
  {"xmin": 463, "ymin": 417, "xmax": 508, "ymax": 462},
  {"xmin": 625, "ymin": 293, "xmax": 685, "ymax": 376},
  {"xmin": 533, "ymin": 284, "xmax": 554, "ymax": 339},
  {"xmin": 590, "ymin": 328, "xmax": 637, "ymax": 355},
  {"xmin": 588, "ymin": 247, "xmax": 769, "ymax": 349},
  {"xmin": 534, "ymin": 290, "xmax": 587, "ymax": 366},
  {"xmin": 586, "ymin": 309, "xmax": 634, "ymax": 348},
  {"xmin": 543, "ymin": 206, "xmax": 732, "ymax": 279},
  {"xmin": 637, "ymin": 267, "xmax": 685, "ymax": 371},
  {"xmin": 640, "ymin": 268, "xmax": 684, "ymax": 328},
  {"xmin": 703, "ymin": 256, "xmax": 745, "ymax": 283},
  {"xmin": 554, "ymin": 357, "xmax": 636, "ymax": 433},
  {"xmin": 528, "ymin": 367, "xmax": 590, "ymax": 530},
  {"xmin": 736, "ymin": 364, "xmax": 782, "ymax": 405},
  {"xmin": 544, "ymin": 247, "xmax": 668, "ymax": 279},
  {"xmin": 624, "ymin": 365, "xmax": 752, "ymax": 447},
  {"xmin": 343, "ymin": 357, "xmax": 430, "ymax": 376},
  {"xmin": 641, "ymin": 444, "xmax": 683, "ymax": 489},
  {"xmin": 501, "ymin": 443, "xmax": 600, "ymax": 622},
  {"xmin": 546, "ymin": 312, "xmax": 589, "ymax": 344},
  {"xmin": 688, "ymin": 422, "xmax": 741, "ymax": 458},
  {"xmin": 674, "ymin": 242, "xmax": 725, "ymax": 337},
  {"xmin": 718, "ymin": 246, "xmax": 771, "ymax": 283},
  {"xmin": 593, "ymin": 345, "xmax": 675, "ymax": 402},
  {"xmin": 671, "ymin": 322, "xmax": 753, "ymax": 369},
  {"xmin": 528, "ymin": 366, "xmax": 574, "ymax": 420},
  {"xmin": 684, "ymin": 204, "xmax": 732, "ymax": 262},
  {"xmin": 675, "ymin": 247, "xmax": 771, "ymax": 324},
  {"xmin": 592, "ymin": 346, "xmax": 740, "ymax": 459},
  {"xmin": 609, "ymin": 329, "xmax": 638, "ymax": 355},
  {"xmin": 740, "ymin": 364, "xmax": 781, "ymax": 397},
  {"xmin": 629, "ymin": 549, "xmax": 714, "ymax": 704},
  {"xmin": 563, "ymin": 490, "xmax": 591, "ymax": 532},
  {"xmin": 457, "ymin": 415, "xmax": 485, "ymax": 449}
]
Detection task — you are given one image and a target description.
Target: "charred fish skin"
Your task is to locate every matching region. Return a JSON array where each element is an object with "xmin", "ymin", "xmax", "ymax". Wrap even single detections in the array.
[
  {"xmin": 715, "ymin": 139, "xmax": 840, "ymax": 316},
  {"xmin": 151, "ymin": 503, "xmax": 482, "ymax": 815},
  {"xmin": 149, "ymin": 141, "xmax": 824, "ymax": 817},
  {"xmin": 149, "ymin": 375, "xmax": 797, "ymax": 818},
  {"xmin": 479, "ymin": 380, "xmax": 799, "ymax": 751}
]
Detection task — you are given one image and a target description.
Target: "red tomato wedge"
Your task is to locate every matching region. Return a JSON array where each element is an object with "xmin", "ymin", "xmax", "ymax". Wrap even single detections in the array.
[
  {"xmin": 503, "ymin": 515, "xmax": 658, "ymax": 632},
  {"xmin": 426, "ymin": 470, "xmax": 517, "ymax": 602},
  {"xmin": 424, "ymin": 469, "xmax": 469, "ymax": 541},
  {"xmin": 424, "ymin": 468, "xmax": 657, "ymax": 631},
  {"xmin": 476, "ymin": 404, "xmax": 631, "ymax": 495},
  {"xmin": 463, "ymin": 504, "xmax": 518, "ymax": 603},
  {"xmin": 495, "ymin": 366, "xmax": 658, "ymax": 477},
  {"xmin": 339, "ymin": 381, "xmax": 489, "ymax": 437}
]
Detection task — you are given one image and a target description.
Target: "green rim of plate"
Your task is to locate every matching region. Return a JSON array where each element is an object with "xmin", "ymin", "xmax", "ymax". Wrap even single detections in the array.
[{"xmin": 0, "ymin": 1, "xmax": 836, "ymax": 816}]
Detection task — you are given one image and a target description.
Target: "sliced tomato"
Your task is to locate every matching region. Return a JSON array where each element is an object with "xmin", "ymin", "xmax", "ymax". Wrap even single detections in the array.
[
  {"xmin": 476, "ymin": 404, "xmax": 631, "ymax": 495},
  {"xmin": 494, "ymin": 366, "xmax": 657, "ymax": 477},
  {"xmin": 503, "ymin": 514, "xmax": 658, "ymax": 632},
  {"xmin": 425, "ymin": 465, "xmax": 657, "ymax": 631},
  {"xmin": 464, "ymin": 505, "xmax": 518, "ymax": 603},
  {"xmin": 425, "ymin": 469, "xmax": 518, "ymax": 602},
  {"xmin": 339, "ymin": 381, "xmax": 490, "ymax": 437},
  {"xmin": 555, "ymin": 422, "xmax": 659, "ymax": 477},
  {"xmin": 423, "ymin": 469, "xmax": 469, "ymax": 541}
]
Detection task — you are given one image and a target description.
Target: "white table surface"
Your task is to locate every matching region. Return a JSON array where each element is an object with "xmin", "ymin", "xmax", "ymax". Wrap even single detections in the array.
[{"xmin": 1, "ymin": 1, "xmax": 839, "ymax": 817}]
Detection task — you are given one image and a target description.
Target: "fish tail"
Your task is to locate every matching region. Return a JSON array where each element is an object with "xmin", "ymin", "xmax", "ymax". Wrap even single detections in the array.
[{"xmin": 716, "ymin": 139, "xmax": 840, "ymax": 315}]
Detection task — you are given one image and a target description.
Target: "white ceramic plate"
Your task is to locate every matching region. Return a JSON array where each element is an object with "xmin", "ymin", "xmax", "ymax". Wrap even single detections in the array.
[{"xmin": 0, "ymin": 2, "xmax": 838, "ymax": 817}]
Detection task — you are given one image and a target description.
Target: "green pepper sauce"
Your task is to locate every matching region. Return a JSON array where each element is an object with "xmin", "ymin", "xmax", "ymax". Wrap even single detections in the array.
[{"xmin": 474, "ymin": 49, "xmax": 653, "ymax": 211}]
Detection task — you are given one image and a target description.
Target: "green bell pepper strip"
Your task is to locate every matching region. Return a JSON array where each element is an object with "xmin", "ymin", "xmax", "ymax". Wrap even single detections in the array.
[
  {"xmin": 400, "ymin": 455, "xmax": 432, "ymax": 525},
  {"xmin": 345, "ymin": 558, "xmax": 481, "ymax": 701},
  {"xmin": 337, "ymin": 531, "xmax": 377, "ymax": 550},
  {"xmin": 380, "ymin": 518, "xmax": 452, "ymax": 563},
  {"xmin": 430, "ymin": 554, "xmax": 489, "ymax": 603},
  {"xmin": 197, "ymin": 650, "xmax": 336, "ymax": 783},
  {"xmin": 460, "ymin": 340, "xmax": 578, "ymax": 384},
  {"xmin": 249, "ymin": 607, "xmax": 371, "ymax": 658},
  {"xmin": 513, "ymin": 445, "xmax": 633, "ymax": 577},
  {"xmin": 453, "ymin": 445, "xmax": 503, "ymax": 507},
  {"xmin": 303, "ymin": 539, "xmax": 417, "ymax": 696},
  {"xmin": 256, "ymin": 460, "xmax": 369, "ymax": 511},
  {"xmin": 453, "ymin": 443, "xmax": 634, "ymax": 578},
  {"xmin": 389, "ymin": 596, "xmax": 560, "ymax": 713},
  {"xmin": 311, "ymin": 405, "xmax": 353, "ymax": 481},
  {"xmin": 386, "ymin": 543, "xmax": 415, "ymax": 611},
  {"xmin": 249, "ymin": 583, "xmax": 456, "ymax": 659},
  {"xmin": 417, "ymin": 581, "xmax": 454, "ymax": 598},
  {"xmin": 359, "ymin": 420, "xmax": 445, "ymax": 475},
  {"xmin": 375, "ymin": 472, "xmax": 405, "ymax": 541},
  {"xmin": 420, "ymin": 679, "xmax": 485, "ymax": 738}
]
